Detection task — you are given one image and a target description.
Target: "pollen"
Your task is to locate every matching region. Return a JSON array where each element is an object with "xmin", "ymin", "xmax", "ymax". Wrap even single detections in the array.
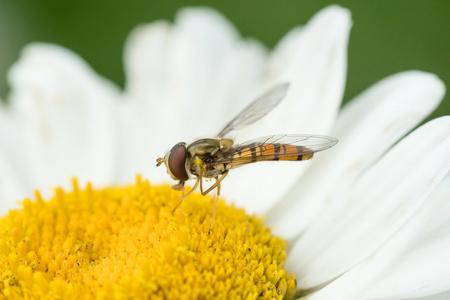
[{"xmin": 0, "ymin": 176, "xmax": 296, "ymax": 299}]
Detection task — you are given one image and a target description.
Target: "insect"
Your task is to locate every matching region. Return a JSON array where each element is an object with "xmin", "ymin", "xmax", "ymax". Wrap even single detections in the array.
[{"xmin": 156, "ymin": 83, "xmax": 338, "ymax": 234}]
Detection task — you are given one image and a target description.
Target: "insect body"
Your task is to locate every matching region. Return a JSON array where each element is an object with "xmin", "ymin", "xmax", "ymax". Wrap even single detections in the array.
[{"xmin": 156, "ymin": 83, "xmax": 338, "ymax": 234}]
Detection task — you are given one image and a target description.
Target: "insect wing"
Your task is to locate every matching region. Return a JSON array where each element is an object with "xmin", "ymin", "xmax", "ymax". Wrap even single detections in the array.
[
  {"xmin": 217, "ymin": 83, "xmax": 290, "ymax": 137},
  {"xmin": 212, "ymin": 134, "xmax": 338, "ymax": 166}
]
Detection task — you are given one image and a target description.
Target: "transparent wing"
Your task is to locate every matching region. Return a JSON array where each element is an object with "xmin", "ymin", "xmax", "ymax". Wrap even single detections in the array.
[
  {"xmin": 212, "ymin": 134, "xmax": 338, "ymax": 166},
  {"xmin": 217, "ymin": 83, "xmax": 290, "ymax": 137}
]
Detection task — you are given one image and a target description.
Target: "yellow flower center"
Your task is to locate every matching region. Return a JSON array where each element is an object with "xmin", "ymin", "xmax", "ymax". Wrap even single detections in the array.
[{"xmin": 0, "ymin": 176, "xmax": 296, "ymax": 299}]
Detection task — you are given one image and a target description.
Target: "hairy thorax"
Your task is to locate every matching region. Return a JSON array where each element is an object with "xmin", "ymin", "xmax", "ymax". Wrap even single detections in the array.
[{"xmin": 186, "ymin": 138, "xmax": 233, "ymax": 179}]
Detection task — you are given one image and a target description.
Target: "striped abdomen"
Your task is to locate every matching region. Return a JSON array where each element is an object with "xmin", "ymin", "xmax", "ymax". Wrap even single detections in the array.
[{"xmin": 232, "ymin": 142, "xmax": 314, "ymax": 163}]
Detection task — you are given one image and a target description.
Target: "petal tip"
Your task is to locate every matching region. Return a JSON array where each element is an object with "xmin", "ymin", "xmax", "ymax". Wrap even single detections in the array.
[
  {"xmin": 397, "ymin": 70, "xmax": 446, "ymax": 102},
  {"xmin": 314, "ymin": 5, "xmax": 353, "ymax": 28},
  {"xmin": 175, "ymin": 6, "xmax": 237, "ymax": 34}
]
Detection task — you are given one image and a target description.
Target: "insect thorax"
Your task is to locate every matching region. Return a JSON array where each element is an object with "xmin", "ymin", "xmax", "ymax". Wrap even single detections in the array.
[{"xmin": 186, "ymin": 138, "xmax": 229, "ymax": 179}]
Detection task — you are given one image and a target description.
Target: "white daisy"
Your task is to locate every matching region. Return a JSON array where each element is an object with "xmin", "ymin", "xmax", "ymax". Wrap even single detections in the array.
[{"xmin": 1, "ymin": 5, "xmax": 449, "ymax": 299}]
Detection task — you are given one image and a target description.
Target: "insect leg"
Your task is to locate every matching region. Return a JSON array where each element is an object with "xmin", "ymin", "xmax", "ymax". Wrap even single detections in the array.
[
  {"xmin": 206, "ymin": 171, "xmax": 228, "ymax": 234},
  {"xmin": 199, "ymin": 169, "xmax": 205, "ymax": 195},
  {"xmin": 172, "ymin": 178, "xmax": 199, "ymax": 213},
  {"xmin": 200, "ymin": 177, "xmax": 204, "ymax": 194},
  {"xmin": 202, "ymin": 171, "xmax": 228, "ymax": 196}
]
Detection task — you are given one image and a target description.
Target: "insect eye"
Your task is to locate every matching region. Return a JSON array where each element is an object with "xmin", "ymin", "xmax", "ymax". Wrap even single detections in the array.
[{"xmin": 168, "ymin": 143, "xmax": 189, "ymax": 181}]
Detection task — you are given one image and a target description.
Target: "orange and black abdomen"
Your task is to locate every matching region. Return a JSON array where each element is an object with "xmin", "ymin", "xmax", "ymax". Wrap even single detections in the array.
[{"xmin": 233, "ymin": 142, "xmax": 314, "ymax": 163}]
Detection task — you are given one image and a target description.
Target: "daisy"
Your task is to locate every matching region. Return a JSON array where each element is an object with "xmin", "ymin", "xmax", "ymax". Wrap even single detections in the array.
[{"xmin": 1, "ymin": 5, "xmax": 450, "ymax": 299}]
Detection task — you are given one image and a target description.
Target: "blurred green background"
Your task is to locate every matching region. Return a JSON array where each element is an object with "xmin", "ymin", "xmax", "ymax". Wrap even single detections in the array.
[{"xmin": 0, "ymin": 1, "xmax": 449, "ymax": 120}]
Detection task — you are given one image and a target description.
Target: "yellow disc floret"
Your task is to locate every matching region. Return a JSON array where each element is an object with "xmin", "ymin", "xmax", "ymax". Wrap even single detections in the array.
[{"xmin": 0, "ymin": 176, "xmax": 296, "ymax": 299}]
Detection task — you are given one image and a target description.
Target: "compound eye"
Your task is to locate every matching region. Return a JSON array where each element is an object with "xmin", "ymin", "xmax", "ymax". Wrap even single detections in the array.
[{"xmin": 168, "ymin": 144, "xmax": 189, "ymax": 181}]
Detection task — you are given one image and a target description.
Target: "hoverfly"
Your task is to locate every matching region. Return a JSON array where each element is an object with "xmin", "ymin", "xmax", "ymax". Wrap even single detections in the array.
[{"xmin": 156, "ymin": 83, "xmax": 338, "ymax": 234}]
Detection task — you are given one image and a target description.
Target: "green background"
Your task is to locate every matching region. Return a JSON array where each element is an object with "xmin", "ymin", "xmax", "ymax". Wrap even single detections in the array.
[{"xmin": 0, "ymin": 1, "xmax": 449, "ymax": 121}]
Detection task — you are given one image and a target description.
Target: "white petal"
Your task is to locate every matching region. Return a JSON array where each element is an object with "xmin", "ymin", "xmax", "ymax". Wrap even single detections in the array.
[
  {"xmin": 126, "ymin": 7, "xmax": 260, "ymax": 142},
  {"xmin": 268, "ymin": 71, "xmax": 445, "ymax": 238},
  {"xmin": 0, "ymin": 103, "xmax": 30, "ymax": 186},
  {"xmin": 120, "ymin": 8, "xmax": 266, "ymax": 184},
  {"xmin": 0, "ymin": 149, "xmax": 27, "ymax": 215},
  {"xmin": 165, "ymin": 7, "xmax": 247, "ymax": 140},
  {"xmin": 124, "ymin": 20, "xmax": 172, "ymax": 105},
  {"xmin": 121, "ymin": 20, "xmax": 174, "ymax": 184},
  {"xmin": 256, "ymin": 5, "xmax": 350, "ymax": 135},
  {"xmin": 0, "ymin": 103, "xmax": 29, "ymax": 213},
  {"xmin": 411, "ymin": 291, "xmax": 450, "ymax": 300},
  {"xmin": 221, "ymin": 5, "xmax": 351, "ymax": 214},
  {"xmin": 309, "ymin": 173, "xmax": 450, "ymax": 300},
  {"xmin": 288, "ymin": 116, "xmax": 450, "ymax": 289},
  {"xmin": 7, "ymin": 43, "xmax": 120, "ymax": 196}
]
